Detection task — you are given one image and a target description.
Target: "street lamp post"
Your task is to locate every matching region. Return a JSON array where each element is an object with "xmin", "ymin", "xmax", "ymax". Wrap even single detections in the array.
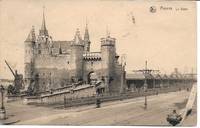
[{"xmin": 0, "ymin": 85, "xmax": 6, "ymax": 120}]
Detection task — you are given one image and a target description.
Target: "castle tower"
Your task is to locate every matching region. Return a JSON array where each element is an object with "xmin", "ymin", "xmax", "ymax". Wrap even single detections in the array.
[
  {"xmin": 83, "ymin": 23, "xmax": 91, "ymax": 52},
  {"xmin": 101, "ymin": 32, "xmax": 116, "ymax": 92},
  {"xmin": 24, "ymin": 26, "xmax": 36, "ymax": 90},
  {"xmin": 70, "ymin": 28, "xmax": 84, "ymax": 82}
]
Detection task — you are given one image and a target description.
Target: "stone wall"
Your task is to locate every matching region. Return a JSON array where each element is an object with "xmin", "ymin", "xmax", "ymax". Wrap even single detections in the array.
[
  {"xmin": 34, "ymin": 68, "xmax": 71, "ymax": 91},
  {"xmin": 34, "ymin": 54, "xmax": 70, "ymax": 69},
  {"xmin": 34, "ymin": 55, "xmax": 71, "ymax": 91},
  {"xmin": 109, "ymin": 64, "xmax": 123, "ymax": 93},
  {"xmin": 24, "ymin": 84, "xmax": 96, "ymax": 105}
]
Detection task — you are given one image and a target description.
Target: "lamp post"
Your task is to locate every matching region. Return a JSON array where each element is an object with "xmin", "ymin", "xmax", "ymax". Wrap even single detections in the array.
[{"xmin": 0, "ymin": 85, "xmax": 6, "ymax": 120}]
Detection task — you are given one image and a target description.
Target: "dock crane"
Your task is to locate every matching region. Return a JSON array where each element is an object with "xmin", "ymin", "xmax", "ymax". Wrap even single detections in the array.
[{"xmin": 5, "ymin": 60, "xmax": 23, "ymax": 94}]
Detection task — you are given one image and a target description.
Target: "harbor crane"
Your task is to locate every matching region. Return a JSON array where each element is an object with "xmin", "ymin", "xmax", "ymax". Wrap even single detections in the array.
[{"xmin": 5, "ymin": 60, "xmax": 23, "ymax": 94}]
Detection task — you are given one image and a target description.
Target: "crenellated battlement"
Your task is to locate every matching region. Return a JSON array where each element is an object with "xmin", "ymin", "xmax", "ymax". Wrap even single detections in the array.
[
  {"xmin": 101, "ymin": 36, "xmax": 116, "ymax": 46},
  {"xmin": 83, "ymin": 52, "xmax": 101, "ymax": 61}
]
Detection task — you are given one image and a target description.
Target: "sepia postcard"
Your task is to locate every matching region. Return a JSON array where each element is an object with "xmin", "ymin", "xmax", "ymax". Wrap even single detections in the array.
[{"xmin": 0, "ymin": 0, "xmax": 197, "ymax": 126}]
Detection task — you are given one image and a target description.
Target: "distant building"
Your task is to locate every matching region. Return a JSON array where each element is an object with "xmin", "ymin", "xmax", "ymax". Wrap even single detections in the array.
[{"xmin": 24, "ymin": 10, "xmax": 124, "ymax": 94}]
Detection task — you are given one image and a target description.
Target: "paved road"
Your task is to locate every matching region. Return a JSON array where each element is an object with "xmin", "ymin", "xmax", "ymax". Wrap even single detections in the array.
[{"xmin": 2, "ymin": 90, "xmax": 196, "ymax": 126}]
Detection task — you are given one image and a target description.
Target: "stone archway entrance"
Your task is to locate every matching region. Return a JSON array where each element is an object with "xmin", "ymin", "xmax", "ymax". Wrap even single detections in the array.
[
  {"xmin": 87, "ymin": 71, "xmax": 94, "ymax": 84},
  {"xmin": 87, "ymin": 71, "xmax": 99, "ymax": 85}
]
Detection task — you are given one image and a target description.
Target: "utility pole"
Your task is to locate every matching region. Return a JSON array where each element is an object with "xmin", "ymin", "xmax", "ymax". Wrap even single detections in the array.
[
  {"xmin": 144, "ymin": 61, "xmax": 148, "ymax": 109},
  {"xmin": 144, "ymin": 61, "xmax": 148, "ymax": 90},
  {"xmin": 133, "ymin": 61, "xmax": 159, "ymax": 110}
]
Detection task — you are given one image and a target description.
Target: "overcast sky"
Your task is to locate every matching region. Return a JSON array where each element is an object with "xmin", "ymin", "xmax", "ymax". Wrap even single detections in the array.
[{"xmin": 0, "ymin": 0, "xmax": 197, "ymax": 79}]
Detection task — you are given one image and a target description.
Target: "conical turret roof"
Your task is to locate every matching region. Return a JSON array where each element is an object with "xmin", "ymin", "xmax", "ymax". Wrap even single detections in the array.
[
  {"xmin": 84, "ymin": 23, "xmax": 89, "ymax": 41},
  {"xmin": 73, "ymin": 28, "xmax": 83, "ymax": 45},
  {"xmin": 25, "ymin": 26, "xmax": 36, "ymax": 42}
]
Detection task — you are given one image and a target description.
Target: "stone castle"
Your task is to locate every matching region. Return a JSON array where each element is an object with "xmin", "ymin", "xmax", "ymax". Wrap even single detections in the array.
[{"xmin": 24, "ymin": 11, "xmax": 125, "ymax": 94}]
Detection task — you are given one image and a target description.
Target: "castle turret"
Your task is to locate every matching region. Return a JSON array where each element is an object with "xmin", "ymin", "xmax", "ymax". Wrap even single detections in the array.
[
  {"xmin": 24, "ymin": 26, "xmax": 36, "ymax": 90},
  {"xmin": 70, "ymin": 29, "xmax": 84, "ymax": 82},
  {"xmin": 101, "ymin": 33, "xmax": 116, "ymax": 92},
  {"xmin": 83, "ymin": 23, "xmax": 91, "ymax": 52}
]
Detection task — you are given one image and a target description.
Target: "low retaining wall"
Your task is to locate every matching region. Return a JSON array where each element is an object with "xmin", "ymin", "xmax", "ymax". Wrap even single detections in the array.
[
  {"xmin": 24, "ymin": 84, "xmax": 96, "ymax": 105},
  {"xmin": 6, "ymin": 95, "xmax": 26, "ymax": 103},
  {"xmin": 25, "ymin": 83, "xmax": 193, "ymax": 107},
  {"xmin": 23, "ymin": 96, "xmax": 41, "ymax": 104}
]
